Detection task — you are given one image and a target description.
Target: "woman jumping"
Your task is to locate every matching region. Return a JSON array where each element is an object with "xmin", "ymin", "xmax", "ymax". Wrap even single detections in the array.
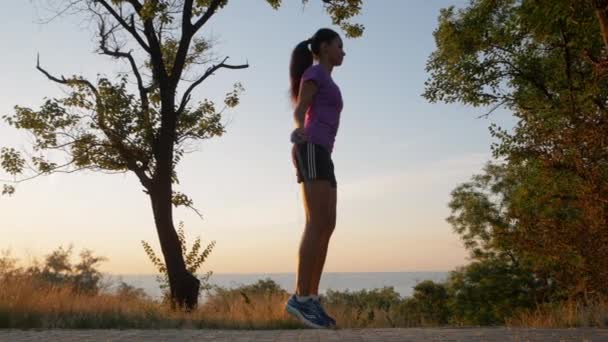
[{"xmin": 284, "ymin": 28, "xmax": 345, "ymax": 329}]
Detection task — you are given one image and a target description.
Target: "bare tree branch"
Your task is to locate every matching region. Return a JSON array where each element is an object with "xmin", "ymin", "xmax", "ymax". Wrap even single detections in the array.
[
  {"xmin": 1, "ymin": 166, "xmax": 128, "ymax": 184},
  {"xmin": 177, "ymin": 57, "xmax": 248, "ymax": 114},
  {"xmin": 36, "ymin": 54, "xmax": 99, "ymax": 96},
  {"xmin": 96, "ymin": 0, "xmax": 151, "ymax": 53},
  {"xmin": 170, "ymin": 0, "xmax": 224, "ymax": 86},
  {"xmin": 35, "ymin": 0, "xmax": 81, "ymax": 24},
  {"xmin": 192, "ymin": 0, "xmax": 223, "ymax": 33},
  {"xmin": 170, "ymin": 0, "xmax": 195, "ymax": 85},
  {"xmin": 125, "ymin": 0, "xmax": 144, "ymax": 12},
  {"xmin": 0, "ymin": 158, "xmax": 82, "ymax": 184},
  {"xmin": 477, "ymin": 99, "xmax": 508, "ymax": 119},
  {"xmin": 124, "ymin": 0, "xmax": 169, "ymax": 91},
  {"xmin": 186, "ymin": 203, "xmax": 204, "ymax": 220},
  {"xmin": 98, "ymin": 19, "xmax": 149, "ymax": 111},
  {"xmin": 182, "ymin": 0, "xmax": 195, "ymax": 30}
]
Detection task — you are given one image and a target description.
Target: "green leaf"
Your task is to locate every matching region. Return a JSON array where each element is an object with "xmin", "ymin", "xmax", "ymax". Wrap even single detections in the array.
[
  {"xmin": 2, "ymin": 184, "xmax": 15, "ymax": 196},
  {"xmin": 1, "ymin": 148, "xmax": 25, "ymax": 175}
]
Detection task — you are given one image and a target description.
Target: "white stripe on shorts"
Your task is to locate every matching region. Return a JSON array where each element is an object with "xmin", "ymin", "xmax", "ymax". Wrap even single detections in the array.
[
  {"xmin": 312, "ymin": 145, "xmax": 317, "ymax": 178},
  {"xmin": 307, "ymin": 143, "xmax": 312, "ymax": 180}
]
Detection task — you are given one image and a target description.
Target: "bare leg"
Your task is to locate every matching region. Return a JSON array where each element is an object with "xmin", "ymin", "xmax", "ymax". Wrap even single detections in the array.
[
  {"xmin": 309, "ymin": 186, "xmax": 336, "ymax": 295},
  {"xmin": 295, "ymin": 181, "xmax": 332, "ymax": 296}
]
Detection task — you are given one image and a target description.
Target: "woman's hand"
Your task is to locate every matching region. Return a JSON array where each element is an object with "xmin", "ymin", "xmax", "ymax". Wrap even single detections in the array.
[{"xmin": 291, "ymin": 127, "xmax": 307, "ymax": 144}]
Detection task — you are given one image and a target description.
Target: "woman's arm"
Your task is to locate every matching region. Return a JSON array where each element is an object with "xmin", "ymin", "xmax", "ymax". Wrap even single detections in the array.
[{"xmin": 293, "ymin": 80, "xmax": 318, "ymax": 128}]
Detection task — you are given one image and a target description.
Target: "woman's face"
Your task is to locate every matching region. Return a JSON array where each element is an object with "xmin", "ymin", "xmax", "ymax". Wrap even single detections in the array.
[{"xmin": 322, "ymin": 37, "xmax": 345, "ymax": 66}]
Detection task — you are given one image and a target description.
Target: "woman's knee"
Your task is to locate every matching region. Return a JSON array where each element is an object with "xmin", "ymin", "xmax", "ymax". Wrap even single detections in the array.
[
  {"xmin": 325, "ymin": 221, "xmax": 336, "ymax": 238},
  {"xmin": 321, "ymin": 217, "xmax": 336, "ymax": 238},
  {"xmin": 308, "ymin": 213, "xmax": 333, "ymax": 230},
  {"xmin": 308, "ymin": 216, "xmax": 329, "ymax": 228}
]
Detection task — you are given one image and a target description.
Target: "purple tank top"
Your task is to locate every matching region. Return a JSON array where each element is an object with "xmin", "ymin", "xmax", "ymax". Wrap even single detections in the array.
[{"xmin": 301, "ymin": 64, "xmax": 343, "ymax": 153}]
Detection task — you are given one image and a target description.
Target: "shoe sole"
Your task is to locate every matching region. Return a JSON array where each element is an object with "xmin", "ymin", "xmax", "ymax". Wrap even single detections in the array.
[{"xmin": 285, "ymin": 304, "xmax": 328, "ymax": 329}]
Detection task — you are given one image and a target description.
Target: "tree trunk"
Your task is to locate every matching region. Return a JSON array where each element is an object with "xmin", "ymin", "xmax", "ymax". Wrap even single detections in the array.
[
  {"xmin": 595, "ymin": 1, "xmax": 608, "ymax": 51},
  {"xmin": 149, "ymin": 185, "xmax": 200, "ymax": 310}
]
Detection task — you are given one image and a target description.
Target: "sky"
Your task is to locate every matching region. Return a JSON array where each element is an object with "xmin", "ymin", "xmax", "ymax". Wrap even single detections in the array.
[{"xmin": 0, "ymin": 0, "xmax": 517, "ymax": 274}]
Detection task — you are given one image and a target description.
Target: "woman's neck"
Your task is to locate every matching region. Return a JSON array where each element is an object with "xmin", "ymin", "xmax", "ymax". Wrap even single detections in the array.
[{"xmin": 318, "ymin": 59, "xmax": 334, "ymax": 75}]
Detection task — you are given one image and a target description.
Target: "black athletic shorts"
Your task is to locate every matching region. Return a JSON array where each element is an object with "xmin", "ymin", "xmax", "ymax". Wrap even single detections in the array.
[{"xmin": 292, "ymin": 142, "xmax": 337, "ymax": 188}]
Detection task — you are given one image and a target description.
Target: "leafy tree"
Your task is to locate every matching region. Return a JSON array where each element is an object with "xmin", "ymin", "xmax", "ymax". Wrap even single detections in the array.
[
  {"xmin": 1, "ymin": 0, "xmax": 364, "ymax": 309},
  {"xmin": 410, "ymin": 280, "xmax": 450, "ymax": 325},
  {"xmin": 425, "ymin": 0, "xmax": 608, "ymax": 300},
  {"xmin": 18, "ymin": 245, "xmax": 107, "ymax": 294},
  {"xmin": 0, "ymin": 250, "xmax": 21, "ymax": 280},
  {"xmin": 444, "ymin": 257, "xmax": 543, "ymax": 325},
  {"xmin": 116, "ymin": 281, "xmax": 149, "ymax": 300},
  {"xmin": 324, "ymin": 286, "xmax": 402, "ymax": 324}
]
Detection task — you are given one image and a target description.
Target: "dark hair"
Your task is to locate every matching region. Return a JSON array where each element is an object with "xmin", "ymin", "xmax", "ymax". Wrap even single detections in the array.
[{"xmin": 289, "ymin": 28, "xmax": 340, "ymax": 103}]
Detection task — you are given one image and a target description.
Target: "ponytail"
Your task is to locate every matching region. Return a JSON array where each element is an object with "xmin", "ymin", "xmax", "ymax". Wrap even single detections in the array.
[{"xmin": 289, "ymin": 39, "xmax": 313, "ymax": 104}]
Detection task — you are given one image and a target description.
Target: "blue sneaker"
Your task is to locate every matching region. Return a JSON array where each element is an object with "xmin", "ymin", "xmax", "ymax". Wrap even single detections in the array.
[
  {"xmin": 285, "ymin": 295, "xmax": 330, "ymax": 329},
  {"xmin": 312, "ymin": 298, "xmax": 336, "ymax": 327}
]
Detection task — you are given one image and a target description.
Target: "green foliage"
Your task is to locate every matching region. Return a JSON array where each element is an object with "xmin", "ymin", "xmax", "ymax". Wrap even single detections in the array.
[
  {"xmin": 318, "ymin": 0, "xmax": 365, "ymax": 38},
  {"xmin": 208, "ymin": 278, "xmax": 289, "ymax": 306},
  {"xmin": 1, "ymin": 184, "xmax": 15, "ymax": 195},
  {"xmin": 3, "ymin": 76, "xmax": 151, "ymax": 176},
  {"xmin": 324, "ymin": 286, "xmax": 402, "ymax": 325},
  {"xmin": 0, "ymin": 148, "xmax": 25, "ymax": 176},
  {"xmin": 445, "ymin": 257, "xmax": 544, "ymax": 326},
  {"xmin": 116, "ymin": 281, "xmax": 149, "ymax": 300},
  {"xmin": 0, "ymin": 246, "xmax": 107, "ymax": 295},
  {"xmin": 410, "ymin": 280, "xmax": 450, "ymax": 325},
  {"xmin": 447, "ymin": 162, "xmax": 519, "ymax": 262},
  {"xmin": 0, "ymin": 250, "xmax": 20, "ymax": 279},
  {"xmin": 158, "ymin": 37, "xmax": 213, "ymax": 76},
  {"xmin": 235, "ymin": 278, "xmax": 288, "ymax": 296},
  {"xmin": 0, "ymin": 71, "xmax": 237, "ymax": 190},
  {"xmin": 224, "ymin": 83, "xmax": 245, "ymax": 108},
  {"xmin": 426, "ymin": 0, "xmax": 608, "ymax": 299},
  {"xmin": 141, "ymin": 221, "xmax": 216, "ymax": 303},
  {"xmin": 325, "ymin": 286, "xmax": 401, "ymax": 311},
  {"xmin": 267, "ymin": 0, "xmax": 364, "ymax": 38},
  {"xmin": 171, "ymin": 192, "xmax": 194, "ymax": 208},
  {"xmin": 387, "ymin": 281, "xmax": 451, "ymax": 327},
  {"xmin": 192, "ymin": 0, "xmax": 230, "ymax": 17}
]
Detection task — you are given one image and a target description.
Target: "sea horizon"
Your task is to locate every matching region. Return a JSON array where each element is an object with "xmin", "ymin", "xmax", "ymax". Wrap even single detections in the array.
[{"xmin": 105, "ymin": 271, "xmax": 451, "ymax": 300}]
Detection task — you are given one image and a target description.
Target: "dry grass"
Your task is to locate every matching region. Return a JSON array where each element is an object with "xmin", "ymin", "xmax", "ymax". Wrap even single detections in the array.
[
  {"xmin": 506, "ymin": 297, "xmax": 608, "ymax": 328},
  {"xmin": 3, "ymin": 275, "xmax": 608, "ymax": 329},
  {"xmin": 195, "ymin": 290, "xmax": 301, "ymax": 329},
  {"xmin": 1, "ymin": 276, "xmax": 169, "ymax": 329},
  {"xmin": 0, "ymin": 276, "xmax": 302, "ymax": 329},
  {"xmin": 0, "ymin": 275, "xmax": 416, "ymax": 329},
  {"xmin": 326, "ymin": 304, "xmax": 396, "ymax": 328}
]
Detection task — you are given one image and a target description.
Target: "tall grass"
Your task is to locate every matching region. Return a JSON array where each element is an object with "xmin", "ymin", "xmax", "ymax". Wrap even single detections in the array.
[
  {"xmin": 507, "ymin": 297, "xmax": 608, "ymax": 328},
  {"xmin": 0, "ymin": 274, "xmax": 435, "ymax": 329},
  {"xmin": 0, "ymin": 275, "xmax": 301, "ymax": 329},
  {"xmin": 2, "ymin": 274, "xmax": 608, "ymax": 329},
  {"xmin": 1, "ymin": 275, "xmax": 168, "ymax": 329}
]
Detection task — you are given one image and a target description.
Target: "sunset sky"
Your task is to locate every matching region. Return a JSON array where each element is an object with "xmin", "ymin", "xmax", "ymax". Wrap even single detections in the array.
[{"xmin": 0, "ymin": 0, "xmax": 516, "ymax": 274}]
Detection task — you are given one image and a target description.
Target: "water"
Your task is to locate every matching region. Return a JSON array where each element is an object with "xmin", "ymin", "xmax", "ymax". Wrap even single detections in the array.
[{"xmin": 106, "ymin": 272, "xmax": 449, "ymax": 300}]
